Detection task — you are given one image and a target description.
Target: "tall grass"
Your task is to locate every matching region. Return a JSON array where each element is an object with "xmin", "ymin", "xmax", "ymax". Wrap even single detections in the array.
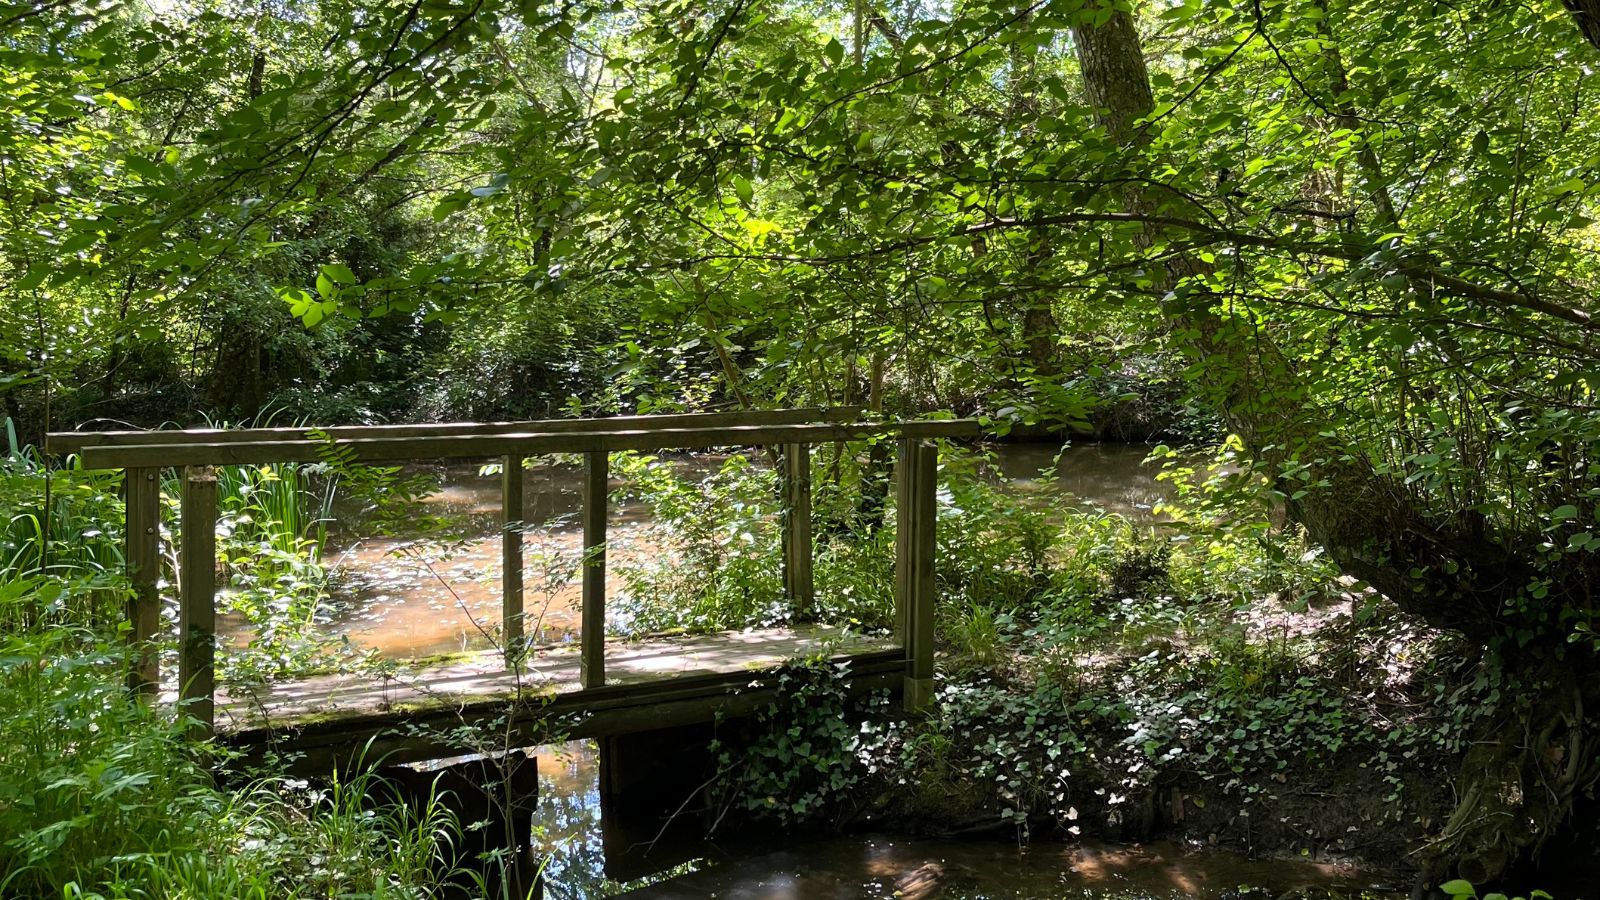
[
  {"xmin": 213, "ymin": 461, "xmax": 338, "ymax": 563},
  {"xmin": 1, "ymin": 419, "xmax": 127, "ymax": 630},
  {"xmin": 136, "ymin": 415, "xmax": 356, "ymax": 680},
  {"xmin": 0, "ymin": 421, "xmax": 470, "ymax": 900},
  {"xmin": 0, "ymin": 623, "xmax": 460, "ymax": 899}
]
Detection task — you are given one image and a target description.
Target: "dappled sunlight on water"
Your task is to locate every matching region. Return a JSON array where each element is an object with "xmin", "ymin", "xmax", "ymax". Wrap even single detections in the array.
[{"xmin": 521, "ymin": 741, "xmax": 1398, "ymax": 900}]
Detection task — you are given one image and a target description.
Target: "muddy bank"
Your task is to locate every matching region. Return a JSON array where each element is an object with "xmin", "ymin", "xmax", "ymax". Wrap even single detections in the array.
[{"xmin": 856, "ymin": 752, "xmax": 1449, "ymax": 877}]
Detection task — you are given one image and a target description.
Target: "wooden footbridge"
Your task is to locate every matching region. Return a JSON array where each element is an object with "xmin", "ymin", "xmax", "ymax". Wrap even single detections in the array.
[{"xmin": 52, "ymin": 410, "xmax": 979, "ymax": 768}]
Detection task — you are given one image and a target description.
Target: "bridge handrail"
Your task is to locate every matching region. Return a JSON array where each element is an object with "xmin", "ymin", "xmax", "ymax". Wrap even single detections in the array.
[
  {"xmin": 80, "ymin": 410, "xmax": 961, "ymax": 737},
  {"xmin": 46, "ymin": 406, "xmax": 866, "ymax": 452},
  {"xmin": 61, "ymin": 418, "xmax": 980, "ymax": 469}
]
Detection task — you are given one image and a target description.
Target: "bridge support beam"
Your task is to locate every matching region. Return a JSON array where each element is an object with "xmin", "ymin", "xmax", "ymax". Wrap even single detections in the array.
[
  {"xmin": 179, "ymin": 465, "xmax": 217, "ymax": 738},
  {"xmin": 376, "ymin": 751, "xmax": 542, "ymax": 899},
  {"xmin": 599, "ymin": 723, "xmax": 717, "ymax": 882},
  {"xmin": 124, "ymin": 467, "xmax": 161, "ymax": 697},
  {"xmin": 502, "ymin": 455, "xmax": 524, "ymax": 661},
  {"xmin": 896, "ymin": 439, "xmax": 937, "ymax": 711}
]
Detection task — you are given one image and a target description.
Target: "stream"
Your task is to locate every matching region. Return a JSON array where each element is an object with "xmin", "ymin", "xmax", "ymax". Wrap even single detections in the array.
[
  {"xmin": 303, "ymin": 442, "xmax": 1176, "ymax": 660},
  {"xmin": 312, "ymin": 442, "xmax": 1417, "ymax": 898},
  {"xmin": 528, "ymin": 742, "xmax": 1402, "ymax": 900},
  {"xmin": 249, "ymin": 442, "xmax": 1467, "ymax": 897}
]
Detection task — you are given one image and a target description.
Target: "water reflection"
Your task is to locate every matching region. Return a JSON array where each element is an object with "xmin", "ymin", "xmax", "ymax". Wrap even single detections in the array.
[
  {"xmin": 996, "ymin": 443, "xmax": 1173, "ymax": 520},
  {"xmin": 525, "ymin": 741, "xmax": 1396, "ymax": 900},
  {"xmin": 531, "ymin": 742, "xmax": 612, "ymax": 899}
]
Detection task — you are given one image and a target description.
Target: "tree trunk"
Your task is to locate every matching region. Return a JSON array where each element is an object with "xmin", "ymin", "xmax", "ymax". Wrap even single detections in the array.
[
  {"xmin": 1563, "ymin": 0, "xmax": 1600, "ymax": 51},
  {"xmin": 1070, "ymin": 6, "xmax": 1598, "ymax": 885}
]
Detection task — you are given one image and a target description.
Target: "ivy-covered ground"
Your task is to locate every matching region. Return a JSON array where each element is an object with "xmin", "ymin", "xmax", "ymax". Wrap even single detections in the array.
[{"xmin": 702, "ymin": 446, "xmax": 1530, "ymax": 881}]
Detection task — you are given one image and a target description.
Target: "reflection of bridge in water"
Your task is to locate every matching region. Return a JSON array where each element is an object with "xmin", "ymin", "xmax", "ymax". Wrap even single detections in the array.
[{"xmin": 52, "ymin": 409, "xmax": 979, "ymax": 770}]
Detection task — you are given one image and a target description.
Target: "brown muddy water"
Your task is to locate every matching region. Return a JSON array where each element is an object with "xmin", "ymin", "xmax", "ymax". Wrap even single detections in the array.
[
  {"xmin": 234, "ymin": 443, "xmax": 1176, "ymax": 660},
  {"xmin": 529, "ymin": 741, "xmax": 1406, "ymax": 900}
]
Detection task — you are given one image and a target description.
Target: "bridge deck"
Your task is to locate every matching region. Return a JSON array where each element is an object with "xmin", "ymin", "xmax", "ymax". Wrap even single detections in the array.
[{"xmin": 215, "ymin": 625, "xmax": 902, "ymax": 768}]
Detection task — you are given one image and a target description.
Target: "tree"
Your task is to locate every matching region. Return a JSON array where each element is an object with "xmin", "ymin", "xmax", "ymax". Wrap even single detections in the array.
[{"xmin": 11, "ymin": 0, "xmax": 1600, "ymax": 881}]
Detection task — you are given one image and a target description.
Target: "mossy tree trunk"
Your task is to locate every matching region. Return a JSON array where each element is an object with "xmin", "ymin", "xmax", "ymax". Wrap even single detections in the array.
[{"xmin": 1069, "ymin": 4, "xmax": 1600, "ymax": 884}]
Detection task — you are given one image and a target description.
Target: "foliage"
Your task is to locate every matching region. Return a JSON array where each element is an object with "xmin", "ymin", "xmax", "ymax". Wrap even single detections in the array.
[
  {"xmin": 0, "ymin": 618, "xmax": 457, "ymax": 898},
  {"xmin": 0, "ymin": 425, "xmax": 127, "ymax": 630},
  {"xmin": 711, "ymin": 658, "xmax": 899, "ymax": 827},
  {"xmin": 936, "ymin": 447, "xmax": 1059, "ymax": 614},
  {"xmin": 906, "ymin": 677, "xmax": 1098, "ymax": 833},
  {"xmin": 1440, "ymin": 883, "xmax": 1553, "ymax": 900},
  {"xmin": 0, "ymin": 418, "xmax": 480, "ymax": 898},
  {"xmin": 7, "ymin": 0, "xmax": 1600, "ymax": 879},
  {"xmin": 610, "ymin": 450, "xmax": 790, "ymax": 635}
]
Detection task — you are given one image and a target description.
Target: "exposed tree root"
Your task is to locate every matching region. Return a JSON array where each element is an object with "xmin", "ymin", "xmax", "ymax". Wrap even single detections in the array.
[{"xmin": 1417, "ymin": 664, "xmax": 1600, "ymax": 891}]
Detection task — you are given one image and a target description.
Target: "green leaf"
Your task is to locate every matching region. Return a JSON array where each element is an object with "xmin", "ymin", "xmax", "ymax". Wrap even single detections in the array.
[
  {"xmin": 470, "ymin": 173, "xmax": 510, "ymax": 198},
  {"xmin": 824, "ymin": 38, "xmax": 844, "ymax": 67},
  {"xmin": 432, "ymin": 194, "xmax": 470, "ymax": 220},
  {"xmin": 1439, "ymin": 881, "xmax": 1477, "ymax": 899},
  {"xmin": 322, "ymin": 263, "xmax": 357, "ymax": 286},
  {"xmin": 733, "ymin": 174, "xmax": 753, "ymax": 205}
]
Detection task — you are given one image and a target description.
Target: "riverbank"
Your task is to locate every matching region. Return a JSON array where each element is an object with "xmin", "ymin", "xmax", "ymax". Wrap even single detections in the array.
[{"xmin": 695, "ymin": 591, "xmax": 1462, "ymax": 876}]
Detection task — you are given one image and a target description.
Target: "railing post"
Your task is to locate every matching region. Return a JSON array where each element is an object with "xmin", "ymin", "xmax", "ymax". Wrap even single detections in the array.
[
  {"xmin": 502, "ymin": 455, "xmax": 525, "ymax": 662},
  {"xmin": 124, "ymin": 467, "xmax": 161, "ymax": 698},
  {"xmin": 896, "ymin": 440, "xmax": 937, "ymax": 711},
  {"xmin": 581, "ymin": 450, "xmax": 608, "ymax": 689},
  {"xmin": 894, "ymin": 438, "xmax": 913, "ymax": 649},
  {"xmin": 179, "ymin": 465, "xmax": 216, "ymax": 738},
  {"xmin": 781, "ymin": 442, "xmax": 815, "ymax": 619}
]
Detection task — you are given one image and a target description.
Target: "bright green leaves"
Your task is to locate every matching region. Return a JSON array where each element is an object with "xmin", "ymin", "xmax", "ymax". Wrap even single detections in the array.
[
  {"xmin": 1440, "ymin": 880, "xmax": 1554, "ymax": 900},
  {"xmin": 317, "ymin": 263, "xmax": 357, "ymax": 297},
  {"xmin": 280, "ymin": 289, "xmax": 329, "ymax": 328},
  {"xmin": 283, "ymin": 264, "xmax": 360, "ymax": 327},
  {"xmin": 823, "ymin": 37, "xmax": 845, "ymax": 68}
]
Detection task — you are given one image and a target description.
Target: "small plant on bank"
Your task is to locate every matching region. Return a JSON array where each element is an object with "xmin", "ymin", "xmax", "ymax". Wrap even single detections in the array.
[
  {"xmin": 1440, "ymin": 882, "xmax": 1553, "ymax": 900},
  {"xmin": 609, "ymin": 451, "xmax": 788, "ymax": 635},
  {"xmin": 709, "ymin": 657, "xmax": 899, "ymax": 828}
]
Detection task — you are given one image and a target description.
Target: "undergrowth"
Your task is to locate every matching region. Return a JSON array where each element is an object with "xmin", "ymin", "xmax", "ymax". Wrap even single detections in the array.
[
  {"xmin": 709, "ymin": 443, "xmax": 1527, "ymax": 875},
  {"xmin": 0, "ymin": 422, "xmax": 480, "ymax": 899}
]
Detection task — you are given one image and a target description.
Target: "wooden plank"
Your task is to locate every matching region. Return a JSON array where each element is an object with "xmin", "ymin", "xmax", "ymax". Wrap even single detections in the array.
[
  {"xmin": 502, "ymin": 455, "xmax": 524, "ymax": 662},
  {"xmin": 581, "ymin": 451, "xmax": 607, "ymax": 689},
  {"xmin": 179, "ymin": 466, "xmax": 217, "ymax": 738},
  {"xmin": 895, "ymin": 419, "xmax": 982, "ymax": 439},
  {"xmin": 124, "ymin": 467, "xmax": 161, "ymax": 697},
  {"xmin": 215, "ymin": 626, "xmax": 898, "ymax": 731},
  {"xmin": 223, "ymin": 654, "xmax": 904, "ymax": 772},
  {"xmin": 49, "ymin": 407, "xmax": 867, "ymax": 451},
  {"xmin": 905, "ymin": 441, "xmax": 938, "ymax": 710},
  {"xmin": 76, "ymin": 420, "xmax": 984, "ymax": 470},
  {"xmin": 781, "ymin": 442, "xmax": 815, "ymax": 618}
]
